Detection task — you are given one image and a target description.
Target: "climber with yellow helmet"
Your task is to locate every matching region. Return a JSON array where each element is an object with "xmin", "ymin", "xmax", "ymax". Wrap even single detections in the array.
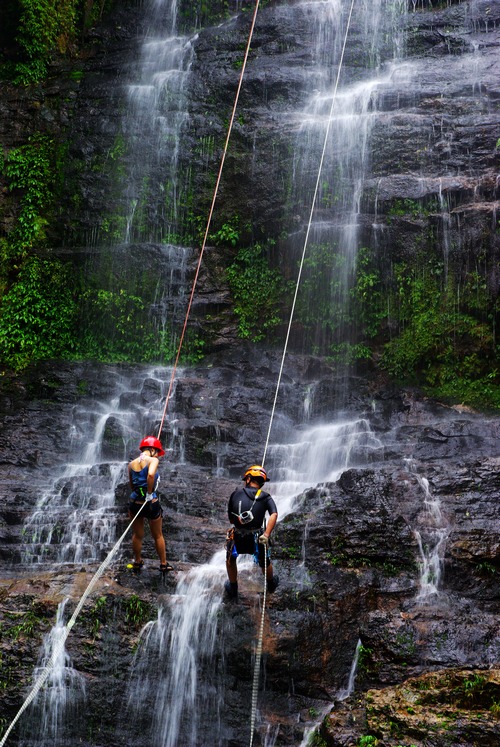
[
  {"xmin": 128, "ymin": 436, "xmax": 173, "ymax": 574},
  {"xmin": 225, "ymin": 464, "xmax": 279, "ymax": 599}
]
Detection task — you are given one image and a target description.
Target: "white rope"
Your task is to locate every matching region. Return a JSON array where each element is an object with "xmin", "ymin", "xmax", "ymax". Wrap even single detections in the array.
[
  {"xmin": 0, "ymin": 502, "xmax": 147, "ymax": 747},
  {"xmin": 261, "ymin": 0, "xmax": 357, "ymax": 466},
  {"xmin": 249, "ymin": 545, "xmax": 268, "ymax": 747}
]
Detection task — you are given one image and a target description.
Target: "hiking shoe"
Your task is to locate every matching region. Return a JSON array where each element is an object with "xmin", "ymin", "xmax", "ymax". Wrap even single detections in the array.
[
  {"xmin": 267, "ymin": 575, "xmax": 279, "ymax": 593},
  {"xmin": 224, "ymin": 581, "xmax": 238, "ymax": 599}
]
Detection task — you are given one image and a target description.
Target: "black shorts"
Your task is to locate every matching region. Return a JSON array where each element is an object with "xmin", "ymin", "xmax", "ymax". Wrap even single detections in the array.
[
  {"xmin": 128, "ymin": 498, "xmax": 163, "ymax": 521},
  {"xmin": 226, "ymin": 529, "xmax": 270, "ymax": 568}
]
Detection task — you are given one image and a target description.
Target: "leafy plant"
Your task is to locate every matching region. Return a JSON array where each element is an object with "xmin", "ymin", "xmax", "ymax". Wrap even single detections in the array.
[
  {"xmin": 226, "ymin": 242, "xmax": 289, "ymax": 341},
  {"xmin": 124, "ymin": 594, "xmax": 153, "ymax": 627},
  {"xmin": 10, "ymin": 0, "xmax": 79, "ymax": 84},
  {"xmin": 88, "ymin": 595, "xmax": 107, "ymax": 638},
  {"xmin": 3, "ymin": 134, "xmax": 55, "ymax": 257},
  {"xmin": 358, "ymin": 736, "xmax": 377, "ymax": 746},
  {"xmin": 211, "ymin": 219, "xmax": 240, "ymax": 247},
  {"xmin": 0, "ymin": 257, "xmax": 76, "ymax": 370}
]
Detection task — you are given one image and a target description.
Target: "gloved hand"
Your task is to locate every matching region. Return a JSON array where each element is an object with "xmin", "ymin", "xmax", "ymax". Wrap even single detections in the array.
[
  {"xmin": 258, "ymin": 534, "xmax": 269, "ymax": 546},
  {"xmin": 146, "ymin": 493, "xmax": 154, "ymax": 502}
]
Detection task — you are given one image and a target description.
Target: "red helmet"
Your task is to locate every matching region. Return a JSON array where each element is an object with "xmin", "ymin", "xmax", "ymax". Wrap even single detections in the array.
[
  {"xmin": 139, "ymin": 436, "xmax": 165, "ymax": 457},
  {"xmin": 243, "ymin": 465, "xmax": 269, "ymax": 482}
]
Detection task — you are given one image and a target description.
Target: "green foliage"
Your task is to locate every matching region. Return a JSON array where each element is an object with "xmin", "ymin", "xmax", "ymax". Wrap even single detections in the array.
[
  {"xmin": 0, "ymin": 257, "xmax": 76, "ymax": 370},
  {"xmin": 461, "ymin": 675, "xmax": 486, "ymax": 704},
  {"xmin": 358, "ymin": 737, "xmax": 378, "ymax": 747},
  {"xmin": 77, "ymin": 287, "xmax": 156, "ymax": 363},
  {"xmin": 210, "ymin": 219, "xmax": 240, "ymax": 247},
  {"xmin": 308, "ymin": 730, "xmax": 328, "ymax": 747},
  {"xmin": 13, "ymin": 0, "xmax": 78, "ymax": 84},
  {"xmin": 226, "ymin": 242, "xmax": 289, "ymax": 341},
  {"xmin": 357, "ymin": 644, "xmax": 375, "ymax": 674},
  {"xmin": 295, "ymin": 243, "xmax": 352, "ymax": 337},
  {"xmin": 124, "ymin": 594, "xmax": 153, "ymax": 627},
  {"xmin": 3, "ymin": 134, "xmax": 55, "ymax": 257},
  {"xmin": 352, "ymin": 247, "xmax": 386, "ymax": 339},
  {"xmin": 5, "ymin": 609, "xmax": 40, "ymax": 640},
  {"xmin": 381, "ymin": 262, "xmax": 499, "ymax": 409},
  {"xmin": 177, "ymin": 0, "xmax": 231, "ymax": 31},
  {"xmin": 88, "ymin": 595, "xmax": 107, "ymax": 638}
]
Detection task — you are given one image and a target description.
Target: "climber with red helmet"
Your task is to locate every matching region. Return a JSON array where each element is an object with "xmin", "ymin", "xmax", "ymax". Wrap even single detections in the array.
[
  {"xmin": 225, "ymin": 464, "xmax": 279, "ymax": 599},
  {"xmin": 128, "ymin": 436, "xmax": 172, "ymax": 574}
]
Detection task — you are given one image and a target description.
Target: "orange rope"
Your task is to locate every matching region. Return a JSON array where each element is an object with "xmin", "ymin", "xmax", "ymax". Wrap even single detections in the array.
[{"xmin": 157, "ymin": 0, "xmax": 261, "ymax": 441}]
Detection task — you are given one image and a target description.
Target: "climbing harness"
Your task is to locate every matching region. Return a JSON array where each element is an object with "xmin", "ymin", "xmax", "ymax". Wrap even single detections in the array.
[
  {"xmin": 0, "ymin": 501, "xmax": 148, "ymax": 747},
  {"xmin": 156, "ymin": 0, "xmax": 262, "ymax": 442},
  {"xmin": 249, "ymin": 2, "xmax": 357, "ymax": 744}
]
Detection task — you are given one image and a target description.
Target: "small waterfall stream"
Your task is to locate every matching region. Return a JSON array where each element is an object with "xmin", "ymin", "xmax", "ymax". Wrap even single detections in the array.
[
  {"xmin": 22, "ymin": 367, "xmax": 181, "ymax": 565},
  {"xmin": 288, "ymin": 0, "xmax": 406, "ymax": 365},
  {"xmin": 414, "ymin": 473, "xmax": 449, "ymax": 601},
  {"xmin": 123, "ymin": 0, "xmax": 194, "ymax": 243},
  {"xmin": 19, "ymin": 601, "xmax": 86, "ymax": 747}
]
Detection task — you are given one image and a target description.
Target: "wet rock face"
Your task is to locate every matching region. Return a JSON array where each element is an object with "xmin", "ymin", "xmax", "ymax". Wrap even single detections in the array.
[{"xmin": 0, "ymin": 356, "xmax": 499, "ymax": 746}]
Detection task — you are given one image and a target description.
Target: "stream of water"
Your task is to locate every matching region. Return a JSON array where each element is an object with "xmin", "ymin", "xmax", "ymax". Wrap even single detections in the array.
[{"xmin": 19, "ymin": 601, "xmax": 86, "ymax": 747}]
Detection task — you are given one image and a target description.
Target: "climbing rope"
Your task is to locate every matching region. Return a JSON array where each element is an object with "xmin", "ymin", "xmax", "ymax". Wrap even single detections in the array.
[
  {"xmin": 157, "ymin": 0, "xmax": 261, "ymax": 440},
  {"xmin": 249, "ymin": 2, "xmax": 357, "ymax": 744},
  {"xmin": 0, "ymin": 502, "xmax": 148, "ymax": 747},
  {"xmin": 249, "ymin": 544, "xmax": 268, "ymax": 747}
]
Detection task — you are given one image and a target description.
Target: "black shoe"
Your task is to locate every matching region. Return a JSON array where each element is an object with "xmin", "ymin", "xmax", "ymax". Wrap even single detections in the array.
[
  {"xmin": 224, "ymin": 581, "xmax": 238, "ymax": 599},
  {"xmin": 267, "ymin": 575, "xmax": 279, "ymax": 593}
]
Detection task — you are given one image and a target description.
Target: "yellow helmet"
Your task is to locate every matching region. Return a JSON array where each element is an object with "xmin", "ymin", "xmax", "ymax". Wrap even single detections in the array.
[{"xmin": 243, "ymin": 465, "xmax": 269, "ymax": 482}]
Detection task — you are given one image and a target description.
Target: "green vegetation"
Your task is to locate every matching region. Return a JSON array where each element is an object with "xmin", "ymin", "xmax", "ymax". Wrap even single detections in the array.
[
  {"xmin": 0, "ymin": 0, "xmax": 115, "ymax": 84},
  {"xmin": 380, "ymin": 259, "xmax": 498, "ymax": 409},
  {"xmin": 226, "ymin": 241, "xmax": 290, "ymax": 341},
  {"xmin": 88, "ymin": 595, "xmax": 108, "ymax": 638},
  {"xmin": 0, "ymin": 257, "xmax": 76, "ymax": 370},
  {"xmin": 124, "ymin": 594, "xmax": 154, "ymax": 628},
  {"xmin": 358, "ymin": 737, "xmax": 377, "ymax": 747},
  {"xmin": 177, "ymin": 1, "xmax": 234, "ymax": 32},
  {"xmin": 2, "ymin": 134, "xmax": 56, "ymax": 262}
]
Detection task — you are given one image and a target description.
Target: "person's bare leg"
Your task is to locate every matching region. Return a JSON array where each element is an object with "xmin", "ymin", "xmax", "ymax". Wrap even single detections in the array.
[
  {"xmin": 149, "ymin": 516, "xmax": 167, "ymax": 565},
  {"xmin": 130, "ymin": 515, "xmax": 145, "ymax": 564}
]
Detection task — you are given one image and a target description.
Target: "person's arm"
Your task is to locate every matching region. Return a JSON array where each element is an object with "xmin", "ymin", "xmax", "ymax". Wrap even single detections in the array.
[
  {"xmin": 128, "ymin": 464, "xmax": 134, "ymax": 491},
  {"xmin": 147, "ymin": 457, "xmax": 159, "ymax": 494},
  {"xmin": 262, "ymin": 512, "xmax": 277, "ymax": 539}
]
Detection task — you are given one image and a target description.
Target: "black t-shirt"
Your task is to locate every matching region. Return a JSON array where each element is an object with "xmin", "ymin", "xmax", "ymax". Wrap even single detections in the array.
[{"xmin": 228, "ymin": 486, "xmax": 278, "ymax": 531}]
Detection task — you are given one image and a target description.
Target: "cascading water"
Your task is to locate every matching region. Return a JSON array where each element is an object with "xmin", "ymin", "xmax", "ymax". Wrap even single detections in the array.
[
  {"xmin": 18, "ymin": 601, "xmax": 86, "ymax": 747},
  {"xmin": 125, "ymin": 556, "xmax": 227, "ymax": 747},
  {"xmin": 413, "ymin": 471, "xmax": 449, "ymax": 601},
  {"xmin": 289, "ymin": 0, "xmax": 406, "ymax": 371},
  {"xmin": 122, "ymin": 0, "xmax": 194, "ymax": 243},
  {"xmin": 22, "ymin": 367, "xmax": 181, "ymax": 565}
]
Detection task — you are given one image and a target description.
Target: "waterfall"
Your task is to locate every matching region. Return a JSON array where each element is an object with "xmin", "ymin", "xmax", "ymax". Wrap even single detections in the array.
[
  {"xmin": 413, "ymin": 473, "xmax": 449, "ymax": 601},
  {"xmin": 122, "ymin": 0, "xmax": 194, "ymax": 243},
  {"xmin": 337, "ymin": 638, "xmax": 362, "ymax": 700},
  {"xmin": 18, "ymin": 601, "xmax": 86, "ymax": 747},
  {"xmin": 288, "ymin": 0, "xmax": 406, "ymax": 370},
  {"xmin": 268, "ymin": 418, "xmax": 384, "ymax": 519},
  {"xmin": 22, "ymin": 367, "xmax": 181, "ymax": 565},
  {"xmin": 126, "ymin": 555, "xmax": 226, "ymax": 747}
]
